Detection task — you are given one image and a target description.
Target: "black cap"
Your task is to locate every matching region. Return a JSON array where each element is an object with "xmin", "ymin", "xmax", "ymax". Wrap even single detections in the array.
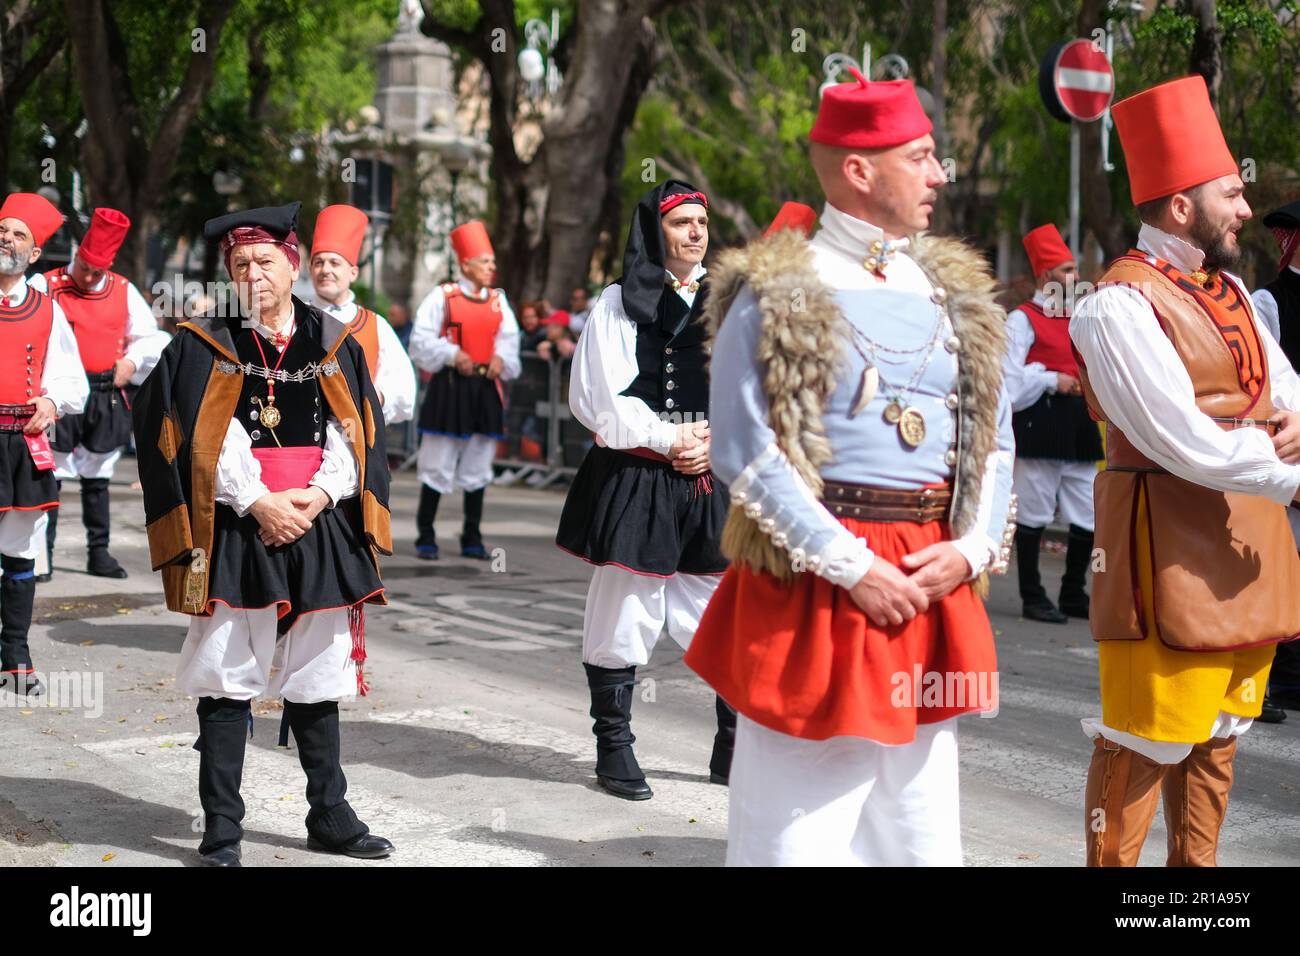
[
  {"xmin": 1263, "ymin": 200, "xmax": 1300, "ymax": 231},
  {"xmin": 203, "ymin": 201, "xmax": 301, "ymax": 241}
]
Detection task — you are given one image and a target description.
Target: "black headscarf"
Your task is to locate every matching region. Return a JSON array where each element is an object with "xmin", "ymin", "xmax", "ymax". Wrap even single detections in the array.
[{"xmin": 620, "ymin": 179, "xmax": 707, "ymax": 326}]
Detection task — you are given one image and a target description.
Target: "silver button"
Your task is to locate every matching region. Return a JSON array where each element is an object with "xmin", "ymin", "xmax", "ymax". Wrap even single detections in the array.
[
  {"xmin": 665, "ymin": 381, "xmax": 675, "ymax": 391},
  {"xmin": 665, "ymin": 398, "xmax": 675, "ymax": 409},
  {"xmin": 664, "ymin": 347, "xmax": 673, "ymax": 355},
  {"xmin": 314, "ymin": 431, "xmax": 321, "ymax": 442},
  {"xmin": 945, "ymin": 336, "xmax": 961, "ymax": 353},
  {"xmin": 250, "ymin": 410, "xmax": 259, "ymax": 421},
  {"xmin": 932, "ymin": 287, "xmax": 947, "ymax": 302},
  {"xmin": 665, "ymin": 363, "xmax": 674, "ymax": 373},
  {"xmin": 251, "ymin": 429, "xmax": 262, "ymax": 440},
  {"xmin": 945, "ymin": 393, "xmax": 959, "ymax": 410},
  {"xmin": 944, "ymin": 449, "xmax": 957, "ymax": 467}
]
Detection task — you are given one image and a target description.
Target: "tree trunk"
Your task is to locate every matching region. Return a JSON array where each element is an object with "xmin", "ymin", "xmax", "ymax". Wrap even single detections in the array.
[
  {"xmin": 1188, "ymin": 0, "xmax": 1222, "ymax": 108},
  {"xmin": 1075, "ymin": 0, "xmax": 1128, "ymax": 264},
  {"xmin": 0, "ymin": 2, "xmax": 66, "ymax": 193},
  {"xmin": 64, "ymin": 0, "xmax": 236, "ymax": 285},
  {"xmin": 929, "ymin": 0, "xmax": 950, "ymax": 234}
]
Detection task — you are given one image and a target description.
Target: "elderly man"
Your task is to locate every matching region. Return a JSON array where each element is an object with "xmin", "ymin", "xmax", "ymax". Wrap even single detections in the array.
[
  {"xmin": 409, "ymin": 221, "xmax": 520, "ymax": 560},
  {"xmin": 39, "ymin": 207, "xmax": 169, "ymax": 580},
  {"xmin": 133, "ymin": 201, "xmax": 394, "ymax": 866},
  {"xmin": 1072, "ymin": 77, "xmax": 1300, "ymax": 867},
  {"xmin": 0, "ymin": 193, "xmax": 88, "ymax": 696},
  {"xmin": 685, "ymin": 70, "xmax": 1016, "ymax": 866},
  {"xmin": 308, "ymin": 203, "xmax": 416, "ymax": 426},
  {"xmin": 557, "ymin": 180, "xmax": 736, "ymax": 800}
]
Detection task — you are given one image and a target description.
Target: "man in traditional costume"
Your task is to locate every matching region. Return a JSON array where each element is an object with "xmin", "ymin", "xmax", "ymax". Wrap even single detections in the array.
[
  {"xmin": 0, "ymin": 193, "xmax": 88, "ymax": 696},
  {"xmin": 1251, "ymin": 199, "xmax": 1300, "ymax": 723},
  {"xmin": 133, "ymin": 202, "xmax": 394, "ymax": 866},
  {"xmin": 1003, "ymin": 224, "xmax": 1102, "ymax": 623},
  {"xmin": 309, "ymin": 203, "xmax": 416, "ymax": 426},
  {"xmin": 1071, "ymin": 76, "xmax": 1300, "ymax": 867},
  {"xmin": 557, "ymin": 181, "xmax": 737, "ymax": 800},
  {"xmin": 409, "ymin": 221, "xmax": 520, "ymax": 559},
  {"xmin": 40, "ymin": 207, "xmax": 169, "ymax": 580},
  {"xmin": 684, "ymin": 70, "xmax": 1016, "ymax": 865}
]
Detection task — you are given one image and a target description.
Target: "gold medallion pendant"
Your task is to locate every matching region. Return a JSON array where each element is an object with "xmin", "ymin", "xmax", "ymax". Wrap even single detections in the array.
[
  {"xmin": 898, "ymin": 406, "xmax": 926, "ymax": 447},
  {"xmin": 258, "ymin": 396, "xmax": 282, "ymax": 428},
  {"xmin": 883, "ymin": 400, "xmax": 904, "ymax": 424}
]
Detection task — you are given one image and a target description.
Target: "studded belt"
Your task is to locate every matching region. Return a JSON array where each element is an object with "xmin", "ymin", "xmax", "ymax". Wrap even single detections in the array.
[
  {"xmin": 0, "ymin": 403, "xmax": 34, "ymax": 432},
  {"xmin": 821, "ymin": 480, "xmax": 952, "ymax": 523}
]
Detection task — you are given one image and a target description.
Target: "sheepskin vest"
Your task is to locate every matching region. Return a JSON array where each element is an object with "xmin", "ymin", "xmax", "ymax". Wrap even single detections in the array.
[{"xmin": 703, "ymin": 228, "xmax": 1007, "ymax": 580}]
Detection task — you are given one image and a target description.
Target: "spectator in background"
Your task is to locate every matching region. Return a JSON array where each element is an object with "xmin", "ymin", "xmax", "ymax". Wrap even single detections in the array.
[
  {"xmin": 569, "ymin": 286, "xmax": 592, "ymax": 335},
  {"xmin": 388, "ymin": 301, "xmax": 413, "ymax": 350},
  {"xmin": 519, "ymin": 301, "xmax": 551, "ymax": 352}
]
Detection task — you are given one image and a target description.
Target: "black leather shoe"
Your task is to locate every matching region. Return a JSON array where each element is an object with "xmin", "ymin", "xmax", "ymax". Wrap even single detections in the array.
[
  {"xmin": 1259, "ymin": 696, "xmax": 1288, "ymax": 724},
  {"xmin": 199, "ymin": 844, "xmax": 241, "ymax": 867},
  {"xmin": 1023, "ymin": 602, "xmax": 1068, "ymax": 624},
  {"xmin": 34, "ymin": 571, "xmax": 52, "ymax": 584},
  {"xmin": 0, "ymin": 671, "xmax": 43, "ymax": 697},
  {"xmin": 709, "ymin": 772, "xmax": 729, "ymax": 786},
  {"xmin": 87, "ymin": 548, "xmax": 128, "ymax": 579},
  {"xmin": 306, "ymin": 833, "xmax": 395, "ymax": 859},
  {"xmin": 1269, "ymin": 688, "xmax": 1300, "ymax": 711},
  {"xmin": 1059, "ymin": 595, "xmax": 1090, "ymax": 619},
  {"xmin": 597, "ymin": 774, "xmax": 653, "ymax": 801}
]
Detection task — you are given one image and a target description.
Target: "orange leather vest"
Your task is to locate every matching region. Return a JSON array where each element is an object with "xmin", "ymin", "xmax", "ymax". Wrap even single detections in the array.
[
  {"xmin": 349, "ymin": 306, "xmax": 381, "ymax": 381},
  {"xmin": 1078, "ymin": 254, "xmax": 1300, "ymax": 651}
]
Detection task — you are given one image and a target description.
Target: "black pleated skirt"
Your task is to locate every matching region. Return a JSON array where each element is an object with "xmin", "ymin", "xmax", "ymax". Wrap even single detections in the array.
[
  {"xmin": 556, "ymin": 445, "xmax": 729, "ymax": 576},
  {"xmin": 205, "ymin": 496, "xmax": 384, "ymax": 631},
  {"xmin": 0, "ymin": 430, "xmax": 58, "ymax": 510},
  {"xmin": 54, "ymin": 387, "xmax": 134, "ymax": 454},
  {"xmin": 418, "ymin": 367, "xmax": 504, "ymax": 439}
]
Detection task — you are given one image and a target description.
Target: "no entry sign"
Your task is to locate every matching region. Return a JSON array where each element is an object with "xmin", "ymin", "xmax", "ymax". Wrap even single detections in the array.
[{"xmin": 1039, "ymin": 39, "xmax": 1114, "ymax": 123}]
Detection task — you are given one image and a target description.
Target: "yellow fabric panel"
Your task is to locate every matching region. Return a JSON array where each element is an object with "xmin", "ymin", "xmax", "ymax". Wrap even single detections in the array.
[{"xmin": 1099, "ymin": 478, "xmax": 1276, "ymax": 741}]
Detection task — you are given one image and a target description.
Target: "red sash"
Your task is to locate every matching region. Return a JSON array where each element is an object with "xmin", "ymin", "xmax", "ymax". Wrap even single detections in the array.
[{"xmin": 252, "ymin": 446, "xmax": 323, "ymax": 492}]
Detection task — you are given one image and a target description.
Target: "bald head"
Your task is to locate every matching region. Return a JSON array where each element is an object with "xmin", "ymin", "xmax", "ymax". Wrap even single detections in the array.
[{"xmin": 809, "ymin": 135, "xmax": 946, "ymax": 239}]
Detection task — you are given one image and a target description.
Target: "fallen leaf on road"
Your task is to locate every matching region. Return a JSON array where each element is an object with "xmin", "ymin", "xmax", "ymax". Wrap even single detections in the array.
[
  {"xmin": 79, "ymin": 640, "xmax": 95, "ymax": 647},
  {"xmin": 116, "ymin": 608, "xmax": 130, "ymax": 614},
  {"xmin": 102, "ymin": 853, "xmax": 115, "ymax": 862},
  {"xmin": 19, "ymin": 710, "xmax": 32, "ymax": 716},
  {"xmin": 688, "ymin": 818, "xmax": 697, "ymax": 824}
]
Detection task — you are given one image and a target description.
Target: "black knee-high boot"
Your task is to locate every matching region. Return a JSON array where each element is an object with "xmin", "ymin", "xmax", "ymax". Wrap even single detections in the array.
[
  {"xmin": 415, "ymin": 484, "xmax": 441, "ymax": 559},
  {"xmin": 287, "ymin": 700, "xmax": 393, "ymax": 858},
  {"xmin": 583, "ymin": 663, "xmax": 652, "ymax": 799},
  {"xmin": 461, "ymin": 487, "xmax": 487, "ymax": 558},
  {"xmin": 0, "ymin": 556, "xmax": 41, "ymax": 695},
  {"xmin": 36, "ymin": 482, "xmax": 59, "ymax": 583},
  {"xmin": 1015, "ymin": 524, "xmax": 1066, "ymax": 624},
  {"xmin": 81, "ymin": 478, "xmax": 127, "ymax": 578},
  {"xmin": 1059, "ymin": 524, "xmax": 1094, "ymax": 618},
  {"xmin": 195, "ymin": 696, "xmax": 250, "ymax": 863},
  {"xmin": 710, "ymin": 695, "xmax": 737, "ymax": 784}
]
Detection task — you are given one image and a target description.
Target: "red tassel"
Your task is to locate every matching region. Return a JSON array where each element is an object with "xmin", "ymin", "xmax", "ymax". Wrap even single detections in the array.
[
  {"xmin": 349, "ymin": 604, "xmax": 369, "ymax": 696},
  {"xmin": 692, "ymin": 471, "xmax": 714, "ymax": 498}
]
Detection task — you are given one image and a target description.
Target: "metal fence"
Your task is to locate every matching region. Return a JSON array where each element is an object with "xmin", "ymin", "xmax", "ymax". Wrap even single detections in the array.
[{"xmin": 388, "ymin": 350, "xmax": 588, "ymax": 488}]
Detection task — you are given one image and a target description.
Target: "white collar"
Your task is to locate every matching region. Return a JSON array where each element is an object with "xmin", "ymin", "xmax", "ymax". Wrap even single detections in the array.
[
  {"xmin": 313, "ymin": 288, "xmax": 355, "ymax": 313},
  {"xmin": 1031, "ymin": 289, "xmax": 1047, "ymax": 307},
  {"xmin": 812, "ymin": 202, "xmax": 910, "ymax": 265},
  {"xmin": 458, "ymin": 277, "xmax": 492, "ymax": 301},
  {"xmin": 0, "ymin": 273, "xmax": 31, "ymax": 307},
  {"xmin": 1137, "ymin": 223, "xmax": 1206, "ymax": 275},
  {"xmin": 254, "ymin": 314, "xmax": 296, "ymax": 345},
  {"xmin": 664, "ymin": 261, "xmax": 707, "ymax": 292}
]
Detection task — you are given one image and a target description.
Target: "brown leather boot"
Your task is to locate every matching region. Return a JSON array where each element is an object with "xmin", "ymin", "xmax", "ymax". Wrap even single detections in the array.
[
  {"xmin": 1083, "ymin": 736, "xmax": 1168, "ymax": 866},
  {"xmin": 1163, "ymin": 736, "xmax": 1237, "ymax": 867}
]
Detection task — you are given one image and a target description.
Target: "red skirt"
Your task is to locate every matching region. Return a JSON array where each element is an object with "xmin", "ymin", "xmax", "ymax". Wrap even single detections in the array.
[{"xmin": 684, "ymin": 516, "xmax": 998, "ymax": 743}]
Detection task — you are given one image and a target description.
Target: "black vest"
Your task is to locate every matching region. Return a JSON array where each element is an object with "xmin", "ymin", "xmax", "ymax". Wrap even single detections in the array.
[
  {"xmin": 1267, "ymin": 269, "xmax": 1300, "ymax": 366},
  {"xmin": 233, "ymin": 315, "xmax": 327, "ymax": 448},
  {"xmin": 619, "ymin": 283, "xmax": 711, "ymax": 420}
]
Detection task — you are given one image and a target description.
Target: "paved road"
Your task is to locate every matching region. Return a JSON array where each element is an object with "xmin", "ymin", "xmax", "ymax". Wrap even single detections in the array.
[{"xmin": 2, "ymin": 471, "xmax": 1298, "ymax": 867}]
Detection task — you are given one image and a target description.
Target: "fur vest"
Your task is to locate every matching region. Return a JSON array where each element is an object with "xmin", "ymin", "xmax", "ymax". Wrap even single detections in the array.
[{"xmin": 703, "ymin": 228, "xmax": 1010, "ymax": 581}]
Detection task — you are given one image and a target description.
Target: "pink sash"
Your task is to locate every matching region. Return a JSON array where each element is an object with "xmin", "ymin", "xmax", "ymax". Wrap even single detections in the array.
[{"xmin": 251, "ymin": 446, "xmax": 323, "ymax": 493}]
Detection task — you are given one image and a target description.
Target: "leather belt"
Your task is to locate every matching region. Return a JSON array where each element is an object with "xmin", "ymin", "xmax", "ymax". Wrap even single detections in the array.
[
  {"xmin": 86, "ymin": 369, "xmax": 117, "ymax": 391},
  {"xmin": 0, "ymin": 404, "xmax": 34, "ymax": 433},
  {"xmin": 821, "ymin": 480, "xmax": 952, "ymax": 523},
  {"xmin": 1210, "ymin": 416, "xmax": 1278, "ymax": 435}
]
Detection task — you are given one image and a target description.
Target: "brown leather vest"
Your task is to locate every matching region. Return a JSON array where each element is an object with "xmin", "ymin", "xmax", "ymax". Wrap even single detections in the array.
[{"xmin": 1078, "ymin": 254, "xmax": 1300, "ymax": 651}]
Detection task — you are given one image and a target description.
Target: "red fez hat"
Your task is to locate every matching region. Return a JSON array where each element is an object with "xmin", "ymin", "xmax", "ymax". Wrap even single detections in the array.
[
  {"xmin": 810, "ymin": 68, "xmax": 932, "ymax": 150},
  {"xmin": 312, "ymin": 204, "xmax": 369, "ymax": 267},
  {"xmin": 78, "ymin": 207, "xmax": 131, "ymax": 269},
  {"xmin": 1022, "ymin": 224, "xmax": 1073, "ymax": 276},
  {"xmin": 763, "ymin": 202, "xmax": 818, "ymax": 238},
  {"xmin": 1112, "ymin": 76, "xmax": 1238, "ymax": 206},
  {"xmin": 450, "ymin": 220, "xmax": 493, "ymax": 263},
  {"xmin": 0, "ymin": 192, "xmax": 64, "ymax": 247}
]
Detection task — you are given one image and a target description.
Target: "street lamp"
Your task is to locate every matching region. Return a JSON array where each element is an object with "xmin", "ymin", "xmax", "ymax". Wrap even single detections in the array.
[
  {"xmin": 442, "ymin": 141, "xmax": 475, "ymax": 281},
  {"xmin": 518, "ymin": 11, "xmax": 561, "ymax": 100}
]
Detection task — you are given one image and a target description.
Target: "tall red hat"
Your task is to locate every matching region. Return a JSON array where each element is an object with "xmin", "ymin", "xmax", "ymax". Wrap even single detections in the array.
[
  {"xmin": 763, "ymin": 202, "xmax": 818, "ymax": 238},
  {"xmin": 1022, "ymin": 224, "xmax": 1073, "ymax": 276},
  {"xmin": 450, "ymin": 220, "xmax": 493, "ymax": 263},
  {"xmin": 312, "ymin": 204, "xmax": 369, "ymax": 267},
  {"xmin": 1111, "ymin": 75, "xmax": 1238, "ymax": 205},
  {"xmin": 0, "ymin": 192, "xmax": 64, "ymax": 247},
  {"xmin": 77, "ymin": 207, "xmax": 131, "ymax": 269},
  {"xmin": 810, "ymin": 68, "xmax": 932, "ymax": 150}
]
